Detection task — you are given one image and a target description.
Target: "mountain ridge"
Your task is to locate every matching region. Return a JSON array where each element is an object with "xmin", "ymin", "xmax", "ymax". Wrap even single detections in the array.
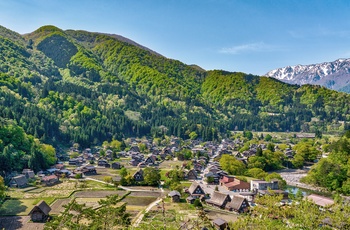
[{"xmin": 265, "ymin": 58, "xmax": 350, "ymax": 92}]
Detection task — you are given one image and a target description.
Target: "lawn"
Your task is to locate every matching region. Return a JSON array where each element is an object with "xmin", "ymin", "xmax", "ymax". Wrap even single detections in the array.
[{"xmin": 0, "ymin": 199, "xmax": 36, "ymax": 216}]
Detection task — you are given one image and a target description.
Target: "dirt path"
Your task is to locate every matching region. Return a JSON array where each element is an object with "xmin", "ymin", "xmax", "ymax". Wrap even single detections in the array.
[{"xmin": 132, "ymin": 198, "xmax": 162, "ymax": 227}]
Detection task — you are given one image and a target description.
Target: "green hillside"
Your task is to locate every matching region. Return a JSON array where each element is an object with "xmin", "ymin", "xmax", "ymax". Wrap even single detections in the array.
[{"xmin": 0, "ymin": 25, "xmax": 349, "ymax": 147}]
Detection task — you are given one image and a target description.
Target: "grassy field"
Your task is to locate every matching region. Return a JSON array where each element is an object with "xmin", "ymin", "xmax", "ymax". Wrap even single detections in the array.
[{"xmin": 0, "ymin": 199, "xmax": 36, "ymax": 216}]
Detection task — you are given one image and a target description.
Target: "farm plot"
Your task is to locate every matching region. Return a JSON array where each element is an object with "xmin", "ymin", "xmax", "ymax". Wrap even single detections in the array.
[
  {"xmin": 130, "ymin": 191, "xmax": 162, "ymax": 197},
  {"xmin": 75, "ymin": 198, "xmax": 105, "ymax": 209},
  {"xmin": 122, "ymin": 196, "xmax": 157, "ymax": 206},
  {"xmin": 23, "ymin": 188, "xmax": 75, "ymax": 199},
  {"xmin": 27, "ymin": 188, "xmax": 46, "ymax": 193},
  {"xmin": 74, "ymin": 190, "xmax": 126, "ymax": 198},
  {"xmin": 50, "ymin": 198, "xmax": 72, "ymax": 214}
]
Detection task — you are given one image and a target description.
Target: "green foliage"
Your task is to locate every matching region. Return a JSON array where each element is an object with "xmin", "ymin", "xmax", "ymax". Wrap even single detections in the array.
[
  {"xmin": 264, "ymin": 134, "xmax": 272, "ymax": 141},
  {"xmin": 0, "ymin": 176, "xmax": 6, "ymax": 202},
  {"xmin": 246, "ymin": 168, "xmax": 268, "ymax": 179},
  {"xmin": 44, "ymin": 194, "xmax": 131, "ymax": 229},
  {"xmin": 265, "ymin": 172, "xmax": 287, "ymax": 189},
  {"xmin": 1, "ymin": 25, "xmax": 350, "ymax": 150},
  {"xmin": 37, "ymin": 33, "xmax": 78, "ymax": 68},
  {"xmin": 292, "ymin": 140, "xmax": 320, "ymax": 168},
  {"xmin": 219, "ymin": 154, "xmax": 246, "ymax": 175},
  {"xmin": 143, "ymin": 167, "xmax": 161, "ymax": 186},
  {"xmin": 229, "ymin": 194, "xmax": 350, "ymax": 230},
  {"xmin": 0, "ymin": 120, "xmax": 55, "ymax": 173},
  {"xmin": 193, "ymin": 199, "xmax": 202, "ymax": 208}
]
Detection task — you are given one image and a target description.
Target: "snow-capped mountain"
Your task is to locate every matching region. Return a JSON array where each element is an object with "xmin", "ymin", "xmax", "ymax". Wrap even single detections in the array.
[{"xmin": 265, "ymin": 58, "xmax": 350, "ymax": 92}]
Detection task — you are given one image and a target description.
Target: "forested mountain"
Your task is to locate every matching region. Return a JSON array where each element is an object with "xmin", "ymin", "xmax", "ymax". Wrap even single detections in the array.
[{"xmin": 0, "ymin": 25, "xmax": 350, "ymax": 147}]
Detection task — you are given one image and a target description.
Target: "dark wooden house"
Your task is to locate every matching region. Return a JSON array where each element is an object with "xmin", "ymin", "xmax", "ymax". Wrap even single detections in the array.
[
  {"xmin": 212, "ymin": 218, "xmax": 229, "ymax": 230},
  {"xmin": 9, "ymin": 175, "xmax": 28, "ymax": 188},
  {"xmin": 29, "ymin": 200, "xmax": 51, "ymax": 222},
  {"xmin": 133, "ymin": 169, "xmax": 144, "ymax": 182},
  {"xmin": 168, "ymin": 190, "xmax": 181, "ymax": 202},
  {"xmin": 186, "ymin": 169, "xmax": 198, "ymax": 180},
  {"xmin": 111, "ymin": 162, "xmax": 122, "ymax": 169}
]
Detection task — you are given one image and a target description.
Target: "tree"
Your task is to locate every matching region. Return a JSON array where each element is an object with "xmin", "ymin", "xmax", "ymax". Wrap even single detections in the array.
[
  {"xmin": 143, "ymin": 167, "xmax": 161, "ymax": 186},
  {"xmin": 103, "ymin": 176, "xmax": 113, "ymax": 185},
  {"xmin": 45, "ymin": 194, "xmax": 131, "ymax": 229},
  {"xmin": 193, "ymin": 199, "xmax": 202, "ymax": 208},
  {"xmin": 189, "ymin": 131, "xmax": 198, "ymax": 140},
  {"xmin": 264, "ymin": 134, "xmax": 272, "ymax": 141},
  {"xmin": 219, "ymin": 154, "xmax": 246, "ymax": 175},
  {"xmin": 265, "ymin": 172, "xmax": 287, "ymax": 189},
  {"xmin": 243, "ymin": 130, "xmax": 253, "ymax": 140},
  {"xmin": 120, "ymin": 141, "xmax": 127, "ymax": 151},
  {"xmin": 119, "ymin": 167, "xmax": 128, "ymax": 178},
  {"xmin": 247, "ymin": 168, "xmax": 268, "ymax": 179},
  {"xmin": 256, "ymin": 147, "xmax": 263, "ymax": 157},
  {"xmin": 0, "ymin": 176, "xmax": 6, "ymax": 202}
]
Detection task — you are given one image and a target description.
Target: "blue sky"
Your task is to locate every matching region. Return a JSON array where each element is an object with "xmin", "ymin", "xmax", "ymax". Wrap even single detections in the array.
[{"xmin": 1, "ymin": 0, "xmax": 350, "ymax": 75}]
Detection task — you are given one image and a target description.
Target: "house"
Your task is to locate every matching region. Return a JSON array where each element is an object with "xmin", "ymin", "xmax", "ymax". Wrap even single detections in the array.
[
  {"xmin": 206, "ymin": 191, "xmax": 231, "ymax": 209},
  {"xmin": 130, "ymin": 145, "xmax": 140, "ymax": 153},
  {"xmin": 53, "ymin": 164, "xmax": 65, "ymax": 170},
  {"xmin": 212, "ymin": 218, "xmax": 229, "ymax": 230},
  {"xmin": 137, "ymin": 162, "xmax": 147, "ymax": 168},
  {"xmin": 168, "ymin": 190, "xmax": 181, "ymax": 202},
  {"xmin": 29, "ymin": 200, "xmax": 51, "ymax": 222},
  {"xmin": 306, "ymin": 194, "xmax": 334, "ymax": 208},
  {"xmin": 41, "ymin": 175, "xmax": 59, "ymax": 186},
  {"xmin": 79, "ymin": 165, "xmax": 97, "ymax": 175},
  {"xmin": 133, "ymin": 169, "xmax": 144, "ymax": 182},
  {"xmin": 9, "ymin": 175, "xmax": 28, "ymax": 188},
  {"xmin": 220, "ymin": 175, "xmax": 250, "ymax": 192},
  {"xmin": 239, "ymin": 191, "xmax": 257, "ymax": 202},
  {"xmin": 186, "ymin": 196, "xmax": 196, "ymax": 204},
  {"xmin": 111, "ymin": 162, "xmax": 122, "ymax": 169},
  {"xmin": 130, "ymin": 158, "xmax": 142, "ymax": 167},
  {"xmin": 188, "ymin": 182, "xmax": 206, "ymax": 198},
  {"xmin": 250, "ymin": 180, "xmax": 279, "ymax": 191},
  {"xmin": 22, "ymin": 169, "xmax": 35, "ymax": 179},
  {"xmin": 144, "ymin": 156, "xmax": 155, "ymax": 165},
  {"xmin": 98, "ymin": 159, "xmax": 109, "ymax": 167},
  {"xmin": 204, "ymin": 172, "xmax": 220, "ymax": 184},
  {"xmin": 226, "ymin": 196, "xmax": 250, "ymax": 213},
  {"xmin": 186, "ymin": 169, "xmax": 198, "ymax": 180}
]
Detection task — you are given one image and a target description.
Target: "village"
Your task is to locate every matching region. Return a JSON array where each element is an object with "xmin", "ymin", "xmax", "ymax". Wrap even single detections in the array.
[{"xmin": 0, "ymin": 132, "xmax": 343, "ymax": 229}]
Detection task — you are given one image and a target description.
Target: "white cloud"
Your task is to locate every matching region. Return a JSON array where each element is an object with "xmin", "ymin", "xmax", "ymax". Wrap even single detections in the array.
[{"xmin": 219, "ymin": 42, "xmax": 278, "ymax": 54}]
